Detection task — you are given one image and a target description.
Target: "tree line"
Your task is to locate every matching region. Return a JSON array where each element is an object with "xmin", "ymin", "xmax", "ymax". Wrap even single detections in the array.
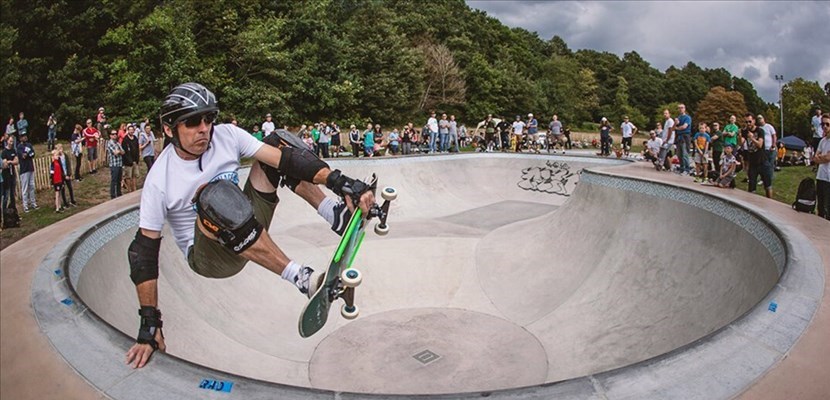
[{"xmin": 2, "ymin": 0, "xmax": 828, "ymax": 142}]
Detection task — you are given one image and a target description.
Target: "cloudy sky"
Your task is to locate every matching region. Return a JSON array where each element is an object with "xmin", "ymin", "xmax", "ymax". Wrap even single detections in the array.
[{"xmin": 467, "ymin": 1, "xmax": 830, "ymax": 103}]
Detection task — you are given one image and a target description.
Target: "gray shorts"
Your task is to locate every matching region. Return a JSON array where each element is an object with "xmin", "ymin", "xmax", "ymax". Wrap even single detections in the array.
[{"xmin": 187, "ymin": 180, "xmax": 278, "ymax": 278}]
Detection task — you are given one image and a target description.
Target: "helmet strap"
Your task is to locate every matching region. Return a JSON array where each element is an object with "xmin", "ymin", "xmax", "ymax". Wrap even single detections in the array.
[{"xmin": 170, "ymin": 124, "xmax": 214, "ymax": 171}]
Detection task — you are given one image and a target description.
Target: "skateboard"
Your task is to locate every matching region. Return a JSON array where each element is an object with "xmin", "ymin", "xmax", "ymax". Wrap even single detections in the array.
[{"xmin": 298, "ymin": 175, "xmax": 397, "ymax": 338}]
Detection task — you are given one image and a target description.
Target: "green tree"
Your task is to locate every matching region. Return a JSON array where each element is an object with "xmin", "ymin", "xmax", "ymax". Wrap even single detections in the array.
[
  {"xmin": 695, "ymin": 86, "xmax": 749, "ymax": 128},
  {"xmin": 780, "ymin": 78, "xmax": 830, "ymax": 139}
]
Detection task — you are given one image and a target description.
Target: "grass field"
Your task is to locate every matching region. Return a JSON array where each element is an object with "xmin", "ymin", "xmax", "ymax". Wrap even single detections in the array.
[{"xmin": 0, "ymin": 137, "xmax": 821, "ymax": 250}]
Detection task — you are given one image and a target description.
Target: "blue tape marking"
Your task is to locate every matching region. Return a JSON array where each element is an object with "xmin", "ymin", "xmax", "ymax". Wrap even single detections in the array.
[
  {"xmin": 54, "ymin": 269, "xmax": 62, "ymax": 276},
  {"xmin": 768, "ymin": 301, "xmax": 778, "ymax": 312},
  {"xmin": 60, "ymin": 298, "xmax": 74, "ymax": 306},
  {"xmin": 199, "ymin": 379, "xmax": 233, "ymax": 393}
]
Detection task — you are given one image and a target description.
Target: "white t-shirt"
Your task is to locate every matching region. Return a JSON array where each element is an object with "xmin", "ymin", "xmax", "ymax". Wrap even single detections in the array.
[
  {"xmin": 427, "ymin": 117, "xmax": 438, "ymax": 133},
  {"xmin": 662, "ymin": 118, "xmax": 675, "ymax": 145},
  {"xmin": 813, "ymin": 115, "xmax": 823, "ymax": 139},
  {"xmin": 262, "ymin": 121, "xmax": 275, "ymax": 136},
  {"xmin": 647, "ymin": 137, "xmax": 663, "ymax": 154},
  {"xmin": 512, "ymin": 121, "xmax": 525, "ymax": 135},
  {"xmin": 762, "ymin": 124, "xmax": 776, "ymax": 150},
  {"xmin": 621, "ymin": 122, "xmax": 635, "ymax": 138},
  {"xmin": 817, "ymin": 137, "xmax": 830, "ymax": 182},
  {"xmin": 139, "ymin": 124, "xmax": 264, "ymax": 256}
]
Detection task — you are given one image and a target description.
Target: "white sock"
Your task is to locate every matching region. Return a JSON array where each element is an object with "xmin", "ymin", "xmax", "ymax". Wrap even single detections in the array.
[
  {"xmin": 281, "ymin": 260, "xmax": 301, "ymax": 283},
  {"xmin": 317, "ymin": 197, "xmax": 337, "ymax": 226}
]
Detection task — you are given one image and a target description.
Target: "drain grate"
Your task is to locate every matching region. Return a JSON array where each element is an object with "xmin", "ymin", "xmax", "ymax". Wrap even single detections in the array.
[{"xmin": 412, "ymin": 349, "xmax": 441, "ymax": 365}]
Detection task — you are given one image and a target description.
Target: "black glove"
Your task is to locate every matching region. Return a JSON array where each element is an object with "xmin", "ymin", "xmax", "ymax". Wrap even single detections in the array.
[{"xmin": 326, "ymin": 169, "xmax": 372, "ymax": 205}]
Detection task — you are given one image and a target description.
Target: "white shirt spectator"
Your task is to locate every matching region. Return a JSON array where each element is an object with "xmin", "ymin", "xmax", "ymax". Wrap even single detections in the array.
[
  {"xmin": 427, "ymin": 117, "xmax": 438, "ymax": 133},
  {"xmin": 813, "ymin": 115, "xmax": 823, "ymax": 139},
  {"xmin": 647, "ymin": 137, "xmax": 663, "ymax": 155},
  {"xmin": 762, "ymin": 124, "xmax": 776, "ymax": 150},
  {"xmin": 262, "ymin": 120, "xmax": 275, "ymax": 136},
  {"xmin": 512, "ymin": 120, "xmax": 525, "ymax": 135},
  {"xmin": 661, "ymin": 118, "xmax": 675, "ymax": 145},
  {"xmin": 139, "ymin": 124, "xmax": 263, "ymax": 256},
  {"xmin": 621, "ymin": 121, "xmax": 636, "ymax": 138}
]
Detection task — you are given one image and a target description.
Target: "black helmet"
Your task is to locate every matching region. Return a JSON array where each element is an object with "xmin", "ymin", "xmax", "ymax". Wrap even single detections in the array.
[{"xmin": 159, "ymin": 82, "xmax": 219, "ymax": 127}]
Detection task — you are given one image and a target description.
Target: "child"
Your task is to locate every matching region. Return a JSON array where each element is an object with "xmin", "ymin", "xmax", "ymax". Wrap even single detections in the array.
[
  {"xmin": 49, "ymin": 150, "xmax": 65, "ymax": 212},
  {"xmin": 804, "ymin": 145, "xmax": 813, "ymax": 166},
  {"xmin": 693, "ymin": 122, "xmax": 711, "ymax": 182},
  {"xmin": 716, "ymin": 144, "xmax": 738, "ymax": 188}
]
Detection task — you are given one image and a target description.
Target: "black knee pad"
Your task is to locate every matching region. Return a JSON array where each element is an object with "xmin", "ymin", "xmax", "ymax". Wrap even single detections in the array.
[{"xmin": 193, "ymin": 180, "xmax": 263, "ymax": 254}]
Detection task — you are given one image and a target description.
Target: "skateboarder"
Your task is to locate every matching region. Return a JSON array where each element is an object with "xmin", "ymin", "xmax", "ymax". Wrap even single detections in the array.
[{"xmin": 125, "ymin": 83, "xmax": 375, "ymax": 369}]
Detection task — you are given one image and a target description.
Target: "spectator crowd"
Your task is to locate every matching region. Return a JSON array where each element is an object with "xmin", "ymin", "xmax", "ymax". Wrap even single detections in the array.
[{"xmin": 2, "ymin": 103, "xmax": 829, "ymax": 230}]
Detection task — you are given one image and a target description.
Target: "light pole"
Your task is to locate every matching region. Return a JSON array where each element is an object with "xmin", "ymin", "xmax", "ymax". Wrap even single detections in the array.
[{"xmin": 774, "ymin": 74, "xmax": 784, "ymax": 137}]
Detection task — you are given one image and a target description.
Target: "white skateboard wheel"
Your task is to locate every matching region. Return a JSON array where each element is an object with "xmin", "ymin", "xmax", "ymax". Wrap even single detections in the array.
[
  {"xmin": 374, "ymin": 223, "xmax": 389, "ymax": 236},
  {"xmin": 381, "ymin": 186, "xmax": 398, "ymax": 201},
  {"xmin": 341, "ymin": 303, "xmax": 359, "ymax": 320},
  {"xmin": 341, "ymin": 268, "xmax": 362, "ymax": 287}
]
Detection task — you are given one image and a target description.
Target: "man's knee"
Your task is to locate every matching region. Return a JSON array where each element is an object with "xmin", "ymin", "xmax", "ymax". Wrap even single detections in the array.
[{"xmin": 193, "ymin": 179, "xmax": 263, "ymax": 254}]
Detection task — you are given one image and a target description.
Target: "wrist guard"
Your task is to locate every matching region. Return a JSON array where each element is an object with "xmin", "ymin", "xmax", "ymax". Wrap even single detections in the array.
[
  {"xmin": 325, "ymin": 169, "xmax": 373, "ymax": 204},
  {"xmin": 136, "ymin": 306, "xmax": 163, "ymax": 350}
]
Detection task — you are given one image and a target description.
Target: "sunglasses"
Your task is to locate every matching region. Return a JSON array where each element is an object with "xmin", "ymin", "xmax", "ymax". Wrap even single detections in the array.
[
  {"xmin": 744, "ymin": 120, "xmax": 753, "ymax": 124},
  {"xmin": 182, "ymin": 111, "xmax": 218, "ymax": 128},
  {"xmin": 822, "ymin": 122, "xmax": 830, "ymax": 127}
]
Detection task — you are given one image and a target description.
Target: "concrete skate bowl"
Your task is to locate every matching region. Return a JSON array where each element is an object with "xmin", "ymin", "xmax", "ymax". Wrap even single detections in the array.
[{"xmin": 43, "ymin": 153, "xmax": 819, "ymax": 399}]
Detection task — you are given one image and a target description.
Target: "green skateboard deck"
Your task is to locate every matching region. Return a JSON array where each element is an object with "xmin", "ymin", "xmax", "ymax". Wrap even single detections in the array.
[{"xmin": 298, "ymin": 176, "xmax": 395, "ymax": 338}]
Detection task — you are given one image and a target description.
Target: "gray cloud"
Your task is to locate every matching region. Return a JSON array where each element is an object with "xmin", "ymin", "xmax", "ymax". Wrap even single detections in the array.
[{"xmin": 467, "ymin": 1, "xmax": 830, "ymax": 103}]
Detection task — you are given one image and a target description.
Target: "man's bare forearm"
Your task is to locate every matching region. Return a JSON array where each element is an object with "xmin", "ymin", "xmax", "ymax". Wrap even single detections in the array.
[{"xmin": 136, "ymin": 280, "xmax": 158, "ymax": 308}]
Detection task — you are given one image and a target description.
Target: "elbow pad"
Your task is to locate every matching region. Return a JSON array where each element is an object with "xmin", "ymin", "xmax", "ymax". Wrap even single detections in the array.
[
  {"xmin": 128, "ymin": 230, "xmax": 161, "ymax": 285},
  {"xmin": 277, "ymin": 146, "xmax": 329, "ymax": 183}
]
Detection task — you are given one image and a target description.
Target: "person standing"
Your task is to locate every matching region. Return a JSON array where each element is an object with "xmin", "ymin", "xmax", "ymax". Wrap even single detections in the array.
[
  {"xmin": 16, "ymin": 132, "xmax": 37, "ymax": 212},
  {"xmin": 438, "ymin": 113, "xmax": 450, "ymax": 153},
  {"xmin": 401, "ymin": 123, "xmax": 414, "ymax": 155},
  {"xmin": 363, "ymin": 123, "xmax": 375, "ymax": 157},
  {"xmin": 675, "ymin": 104, "xmax": 693, "ymax": 174},
  {"xmin": 106, "ymin": 130, "xmax": 124, "ymax": 199},
  {"xmin": 47, "ymin": 113, "xmax": 58, "ymax": 151},
  {"xmin": 692, "ymin": 123, "xmax": 711, "ymax": 183},
  {"xmin": 5, "ymin": 117, "xmax": 16, "ymax": 145},
  {"xmin": 427, "ymin": 111, "xmax": 438, "ymax": 154},
  {"xmin": 482, "ymin": 114, "xmax": 497, "ymax": 152},
  {"xmin": 620, "ymin": 116, "xmax": 637, "ymax": 157},
  {"xmin": 811, "ymin": 108, "xmax": 823, "ymax": 154},
  {"xmin": 526, "ymin": 113, "xmax": 539, "ymax": 153},
  {"xmin": 656, "ymin": 109, "xmax": 675, "ymax": 171},
  {"xmin": 511, "ymin": 115, "xmax": 525, "ymax": 153},
  {"xmin": 723, "ymin": 115, "xmax": 739, "ymax": 150},
  {"xmin": 1, "ymin": 136, "xmax": 18, "ymax": 211},
  {"xmin": 16, "ymin": 112, "xmax": 29, "ymax": 138},
  {"xmin": 710, "ymin": 121, "xmax": 724, "ymax": 175},
  {"xmin": 56, "ymin": 143, "xmax": 77, "ymax": 207},
  {"xmin": 387, "ymin": 129, "xmax": 400, "ymax": 155},
  {"xmin": 122, "ymin": 125, "xmax": 141, "ymax": 193},
  {"xmin": 549, "ymin": 115, "xmax": 564, "ymax": 154},
  {"xmin": 757, "ymin": 115, "xmax": 777, "ymax": 182},
  {"xmin": 448, "ymin": 115, "xmax": 459, "ymax": 153},
  {"xmin": 348, "ymin": 124, "xmax": 361, "ymax": 157},
  {"xmin": 317, "ymin": 121, "xmax": 331, "ymax": 158},
  {"xmin": 329, "ymin": 121, "xmax": 342, "ymax": 158},
  {"xmin": 139, "ymin": 124, "xmax": 157, "ymax": 170},
  {"xmin": 599, "ymin": 117, "xmax": 613, "ymax": 157},
  {"xmin": 71, "ymin": 124, "xmax": 85, "ymax": 181},
  {"xmin": 813, "ymin": 113, "xmax": 830, "ymax": 219},
  {"xmin": 83, "ymin": 119, "xmax": 100, "ymax": 174},
  {"xmin": 49, "ymin": 150, "xmax": 65, "ymax": 213},
  {"xmin": 262, "ymin": 113, "xmax": 275, "ymax": 137},
  {"xmin": 743, "ymin": 114, "xmax": 772, "ymax": 198}
]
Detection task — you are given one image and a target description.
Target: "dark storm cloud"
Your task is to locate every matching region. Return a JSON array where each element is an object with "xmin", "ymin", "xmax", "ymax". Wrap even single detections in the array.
[{"xmin": 467, "ymin": 1, "xmax": 830, "ymax": 103}]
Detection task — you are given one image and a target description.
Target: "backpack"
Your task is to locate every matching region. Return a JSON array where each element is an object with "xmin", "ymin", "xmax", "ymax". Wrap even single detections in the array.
[
  {"xmin": 792, "ymin": 178, "xmax": 816, "ymax": 214},
  {"xmin": 3, "ymin": 206, "xmax": 20, "ymax": 228}
]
